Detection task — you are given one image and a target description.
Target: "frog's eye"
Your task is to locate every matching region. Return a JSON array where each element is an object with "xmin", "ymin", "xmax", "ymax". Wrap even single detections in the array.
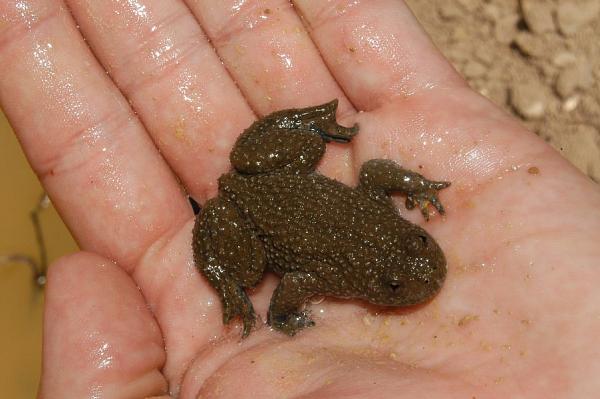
[{"xmin": 388, "ymin": 280, "xmax": 404, "ymax": 293}]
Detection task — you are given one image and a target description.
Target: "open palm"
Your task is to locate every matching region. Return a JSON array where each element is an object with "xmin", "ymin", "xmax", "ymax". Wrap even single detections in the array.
[{"xmin": 1, "ymin": 1, "xmax": 599, "ymax": 398}]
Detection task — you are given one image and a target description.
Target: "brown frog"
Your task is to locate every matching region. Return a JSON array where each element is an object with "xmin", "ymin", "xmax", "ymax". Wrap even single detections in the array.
[{"xmin": 192, "ymin": 100, "xmax": 450, "ymax": 337}]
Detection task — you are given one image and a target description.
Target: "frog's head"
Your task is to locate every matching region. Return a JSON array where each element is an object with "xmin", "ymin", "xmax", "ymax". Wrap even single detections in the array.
[{"xmin": 367, "ymin": 228, "xmax": 446, "ymax": 307}]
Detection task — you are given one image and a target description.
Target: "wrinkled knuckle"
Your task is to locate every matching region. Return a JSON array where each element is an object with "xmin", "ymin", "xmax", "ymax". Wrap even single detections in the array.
[
  {"xmin": 0, "ymin": 0, "xmax": 61, "ymax": 51},
  {"xmin": 114, "ymin": 11, "xmax": 204, "ymax": 93},
  {"xmin": 210, "ymin": 0, "xmax": 291, "ymax": 46},
  {"xmin": 34, "ymin": 110, "xmax": 134, "ymax": 182},
  {"xmin": 302, "ymin": 0, "xmax": 362, "ymax": 31}
]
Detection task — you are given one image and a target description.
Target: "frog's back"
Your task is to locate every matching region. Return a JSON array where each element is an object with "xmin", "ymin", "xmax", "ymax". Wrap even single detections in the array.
[{"xmin": 219, "ymin": 172, "xmax": 413, "ymax": 274}]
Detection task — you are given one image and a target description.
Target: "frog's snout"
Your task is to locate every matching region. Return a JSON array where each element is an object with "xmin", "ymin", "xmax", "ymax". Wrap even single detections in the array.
[
  {"xmin": 375, "ymin": 231, "xmax": 447, "ymax": 307},
  {"xmin": 387, "ymin": 263, "xmax": 445, "ymax": 304}
]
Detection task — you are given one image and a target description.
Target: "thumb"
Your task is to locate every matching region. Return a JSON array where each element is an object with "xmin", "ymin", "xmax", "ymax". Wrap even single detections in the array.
[{"xmin": 39, "ymin": 252, "xmax": 170, "ymax": 398}]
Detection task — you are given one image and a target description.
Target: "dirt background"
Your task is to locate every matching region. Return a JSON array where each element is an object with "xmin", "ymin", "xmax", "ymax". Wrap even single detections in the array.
[{"xmin": 406, "ymin": 0, "xmax": 600, "ymax": 182}]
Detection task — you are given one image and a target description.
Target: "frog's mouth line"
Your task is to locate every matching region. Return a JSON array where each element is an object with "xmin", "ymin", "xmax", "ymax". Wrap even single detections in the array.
[
  {"xmin": 312, "ymin": 126, "xmax": 357, "ymax": 143},
  {"xmin": 321, "ymin": 134, "xmax": 352, "ymax": 143}
]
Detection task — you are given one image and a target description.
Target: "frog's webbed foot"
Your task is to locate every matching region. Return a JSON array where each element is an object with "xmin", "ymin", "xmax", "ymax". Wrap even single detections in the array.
[
  {"xmin": 405, "ymin": 180, "xmax": 451, "ymax": 221},
  {"xmin": 268, "ymin": 310, "xmax": 315, "ymax": 336},
  {"xmin": 358, "ymin": 159, "xmax": 451, "ymax": 220},
  {"xmin": 267, "ymin": 272, "xmax": 320, "ymax": 336}
]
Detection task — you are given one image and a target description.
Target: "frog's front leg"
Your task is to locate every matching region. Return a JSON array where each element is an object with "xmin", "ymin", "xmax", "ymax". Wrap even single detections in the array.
[
  {"xmin": 358, "ymin": 159, "xmax": 451, "ymax": 220},
  {"xmin": 230, "ymin": 99, "xmax": 358, "ymax": 175},
  {"xmin": 267, "ymin": 271, "xmax": 322, "ymax": 336},
  {"xmin": 192, "ymin": 196, "xmax": 266, "ymax": 337}
]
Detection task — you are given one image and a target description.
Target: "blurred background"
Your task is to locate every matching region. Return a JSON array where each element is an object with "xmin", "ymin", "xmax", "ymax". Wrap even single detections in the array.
[
  {"xmin": 1, "ymin": 0, "xmax": 598, "ymax": 397},
  {"xmin": 0, "ymin": 113, "xmax": 77, "ymax": 397}
]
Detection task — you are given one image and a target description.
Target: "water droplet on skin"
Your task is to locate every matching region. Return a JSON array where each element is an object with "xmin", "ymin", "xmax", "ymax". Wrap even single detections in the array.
[
  {"xmin": 149, "ymin": 37, "xmax": 177, "ymax": 64},
  {"xmin": 127, "ymin": 0, "xmax": 149, "ymax": 21},
  {"xmin": 89, "ymin": 384, "xmax": 103, "ymax": 399},
  {"xmin": 273, "ymin": 51, "xmax": 294, "ymax": 70},
  {"xmin": 93, "ymin": 342, "xmax": 114, "ymax": 370},
  {"xmin": 231, "ymin": 0, "xmax": 247, "ymax": 13},
  {"xmin": 13, "ymin": 1, "xmax": 39, "ymax": 29},
  {"xmin": 176, "ymin": 69, "xmax": 206, "ymax": 114}
]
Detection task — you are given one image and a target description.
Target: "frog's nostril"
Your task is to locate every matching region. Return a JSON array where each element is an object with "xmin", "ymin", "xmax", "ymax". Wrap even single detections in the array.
[{"xmin": 418, "ymin": 235, "xmax": 428, "ymax": 245}]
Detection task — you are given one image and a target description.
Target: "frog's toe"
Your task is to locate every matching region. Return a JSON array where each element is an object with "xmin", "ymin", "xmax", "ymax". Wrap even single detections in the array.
[
  {"xmin": 223, "ymin": 304, "xmax": 256, "ymax": 337},
  {"xmin": 430, "ymin": 195, "xmax": 446, "ymax": 215},
  {"xmin": 433, "ymin": 180, "xmax": 451, "ymax": 190},
  {"xmin": 413, "ymin": 193, "xmax": 444, "ymax": 220},
  {"xmin": 418, "ymin": 200, "xmax": 432, "ymax": 221},
  {"xmin": 221, "ymin": 285, "xmax": 257, "ymax": 337},
  {"xmin": 241, "ymin": 313, "xmax": 257, "ymax": 338}
]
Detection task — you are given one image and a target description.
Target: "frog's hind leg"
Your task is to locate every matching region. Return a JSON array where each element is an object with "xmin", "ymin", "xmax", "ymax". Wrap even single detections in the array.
[
  {"xmin": 192, "ymin": 197, "xmax": 266, "ymax": 337},
  {"xmin": 230, "ymin": 99, "xmax": 358, "ymax": 175},
  {"xmin": 357, "ymin": 159, "xmax": 451, "ymax": 220}
]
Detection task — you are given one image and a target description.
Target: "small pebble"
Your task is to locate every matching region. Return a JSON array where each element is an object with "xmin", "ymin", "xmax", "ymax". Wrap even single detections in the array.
[
  {"xmin": 520, "ymin": 0, "xmax": 556, "ymax": 33},
  {"xmin": 463, "ymin": 61, "xmax": 487, "ymax": 78},
  {"xmin": 513, "ymin": 32, "xmax": 546, "ymax": 58},
  {"xmin": 475, "ymin": 47, "xmax": 495, "ymax": 65},
  {"xmin": 451, "ymin": 26, "xmax": 470, "ymax": 42},
  {"xmin": 456, "ymin": 0, "xmax": 478, "ymax": 12},
  {"xmin": 562, "ymin": 95, "xmax": 580, "ymax": 112},
  {"xmin": 580, "ymin": 97, "xmax": 600, "ymax": 122},
  {"xmin": 556, "ymin": 0, "xmax": 600, "ymax": 35},
  {"xmin": 510, "ymin": 81, "xmax": 548, "ymax": 120},
  {"xmin": 439, "ymin": 2, "xmax": 462, "ymax": 20},
  {"xmin": 555, "ymin": 63, "xmax": 593, "ymax": 98},
  {"xmin": 552, "ymin": 51, "xmax": 578, "ymax": 68},
  {"xmin": 483, "ymin": 4, "xmax": 501, "ymax": 22},
  {"xmin": 538, "ymin": 62, "xmax": 558, "ymax": 80},
  {"xmin": 495, "ymin": 14, "xmax": 520, "ymax": 44}
]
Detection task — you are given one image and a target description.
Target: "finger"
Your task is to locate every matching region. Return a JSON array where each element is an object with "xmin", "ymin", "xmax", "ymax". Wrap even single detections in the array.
[
  {"xmin": 293, "ymin": 0, "xmax": 465, "ymax": 110},
  {"xmin": 65, "ymin": 0, "xmax": 256, "ymax": 200},
  {"xmin": 0, "ymin": 0, "xmax": 191, "ymax": 267},
  {"xmin": 186, "ymin": 0, "xmax": 357, "ymax": 181},
  {"xmin": 188, "ymin": 0, "xmax": 352, "ymax": 115},
  {"xmin": 40, "ymin": 252, "xmax": 169, "ymax": 398}
]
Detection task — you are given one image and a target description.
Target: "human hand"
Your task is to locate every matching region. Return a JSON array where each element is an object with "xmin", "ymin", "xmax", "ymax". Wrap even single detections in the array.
[{"xmin": 1, "ymin": 1, "xmax": 599, "ymax": 398}]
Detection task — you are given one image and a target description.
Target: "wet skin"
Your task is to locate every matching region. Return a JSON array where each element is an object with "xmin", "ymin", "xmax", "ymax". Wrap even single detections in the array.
[{"xmin": 192, "ymin": 100, "xmax": 450, "ymax": 337}]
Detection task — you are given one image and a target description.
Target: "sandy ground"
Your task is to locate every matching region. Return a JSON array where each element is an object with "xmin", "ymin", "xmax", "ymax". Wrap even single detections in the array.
[{"xmin": 406, "ymin": 0, "xmax": 600, "ymax": 182}]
